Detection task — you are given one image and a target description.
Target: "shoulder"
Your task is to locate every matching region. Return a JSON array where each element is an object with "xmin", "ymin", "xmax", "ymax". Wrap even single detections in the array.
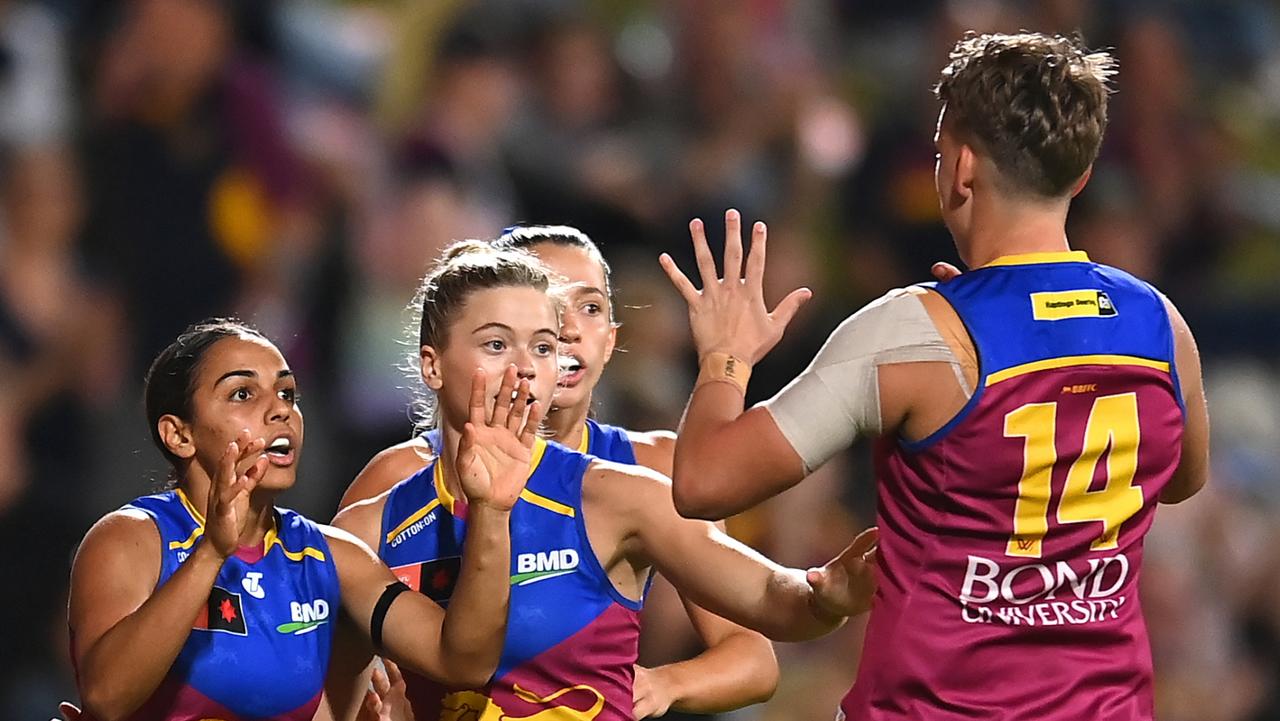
[
  {"xmin": 339, "ymin": 439, "xmax": 434, "ymax": 511},
  {"xmin": 318, "ymin": 522, "xmax": 383, "ymax": 568},
  {"xmin": 625, "ymin": 429, "xmax": 676, "ymax": 478},
  {"xmin": 331, "ymin": 490, "xmax": 392, "ymax": 551},
  {"xmin": 72, "ymin": 508, "xmax": 162, "ymax": 584},
  {"xmin": 583, "ymin": 457, "xmax": 672, "ymax": 509}
]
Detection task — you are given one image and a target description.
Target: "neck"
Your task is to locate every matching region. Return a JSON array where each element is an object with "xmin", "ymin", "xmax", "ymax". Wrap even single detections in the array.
[
  {"xmin": 438, "ymin": 424, "xmax": 466, "ymax": 502},
  {"xmin": 961, "ymin": 193, "xmax": 1072, "ymax": 268},
  {"xmin": 179, "ymin": 478, "xmax": 276, "ymax": 547},
  {"xmin": 546, "ymin": 399, "xmax": 592, "ymax": 451}
]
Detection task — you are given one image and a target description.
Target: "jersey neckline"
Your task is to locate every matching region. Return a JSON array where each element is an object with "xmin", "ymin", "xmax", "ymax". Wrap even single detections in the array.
[{"xmin": 981, "ymin": 250, "xmax": 1090, "ymax": 268}]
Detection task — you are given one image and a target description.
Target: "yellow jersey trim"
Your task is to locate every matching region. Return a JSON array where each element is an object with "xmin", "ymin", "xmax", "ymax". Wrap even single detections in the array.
[
  {"xmin": 434, "ymin": 437, "xmax": 552, "ymax": 515},
  {"xmin": 983, "ymin": 250, "xmax": 1090, "ymax": 268},
  {"xmin": 385, "ymin": 498, "xmax": 443, "ymax": 544},
  {"xmin": 576, "ymin": 425, "xmax": 590, "ymax": 453},
  {"xmin": 263, "ymin": 525, "xmax": 327, "ymax": 562},
  {"xmin": 176, "ymin": 488, "xmax": 205, "ymax": 525},
  {"xmin": 518, "ymin": 488, "xmax": 576, "ymax": 518},
  {"xmin": 986, "ymin": 354, "xmax": 1170, "ymax": 387},
  {"xmin": 168, "ymin": 525, "xmax": 204, "ymax": 550}
]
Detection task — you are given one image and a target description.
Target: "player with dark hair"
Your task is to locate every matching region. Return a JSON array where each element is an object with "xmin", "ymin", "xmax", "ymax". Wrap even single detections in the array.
[
  {"xmin": 68, "ymin": 318, "xmax": 534, "ymax": 721},
  {"xmin": 661, "ymin": 32, "xmax": 1210, "ymax": 720},
  {"xmin": 328, "ymin": 240, "xmax": 876, "ymax": 721},
  {"xmin": 340, "ymin": 225, "xmax": 780, "ymax": 719}
]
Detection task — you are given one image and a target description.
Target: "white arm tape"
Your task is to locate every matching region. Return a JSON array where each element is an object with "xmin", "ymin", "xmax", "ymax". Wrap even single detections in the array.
[{"xmin": 759, "ymin": 288, "xmax": 963, "ymax": 473}]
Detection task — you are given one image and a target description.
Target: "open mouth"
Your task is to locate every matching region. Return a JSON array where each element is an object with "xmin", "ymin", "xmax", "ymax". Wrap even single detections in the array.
[
  {"xmin": 265, "ymin": 436, "xmax": 296, "ymax": 467},
  {"xmin": 558, "ymin": 355, "xmax": 587, "ymax": 388}
]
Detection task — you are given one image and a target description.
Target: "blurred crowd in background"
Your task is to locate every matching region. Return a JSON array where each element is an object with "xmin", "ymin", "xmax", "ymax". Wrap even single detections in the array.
[{"xmin": 2, "ymin": 0, "xmax": 1280, "ymax": 718}]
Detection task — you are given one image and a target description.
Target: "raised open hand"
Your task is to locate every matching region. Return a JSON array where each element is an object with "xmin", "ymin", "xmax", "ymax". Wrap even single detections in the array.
[
  {"xmin": 456, "ymin": 366, "xmax": 546, "ymax": 511},
  {"xmin": 807, "ymin": 527, "xmax": 879, "ymax": 619},
  {"xmin": 206, "ymin": 429, "xmax": 268, "ymax": 558},
  {"xmin": 659, "ymin": 209, "xmax": 812, "ymax": 365}
]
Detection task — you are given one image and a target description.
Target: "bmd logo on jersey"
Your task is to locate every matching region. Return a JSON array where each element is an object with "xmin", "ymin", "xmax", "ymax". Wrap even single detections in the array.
[
  {"xmin": 1030, "ymin": 290, "xmax": 1118, "ymax": 320},
  {"xmin": 276, "ymin": 599, "xmax": 330, "ymax": 636},
  {"xmin": 511, "ymin": 549, "xmax": 580, "ymax": 586}
]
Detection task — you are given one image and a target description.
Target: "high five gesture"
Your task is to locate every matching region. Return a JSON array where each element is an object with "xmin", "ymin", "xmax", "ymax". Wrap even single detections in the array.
[{"xmin": 659, "ymin": 209, "xmax": 812, "ymax": 366}]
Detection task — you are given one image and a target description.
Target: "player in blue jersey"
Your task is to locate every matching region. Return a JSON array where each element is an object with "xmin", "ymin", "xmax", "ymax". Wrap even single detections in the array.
[
  {"xmin": 328, "ymin": 240, "xmax": 877, "ymax": 721},
  {"xmin": 339, "ymin": 226, "xmax": 779, "ymax": 718},
  {"xmin": 68, "ymin": 318, "xmax": 540, "ymax": 721}
]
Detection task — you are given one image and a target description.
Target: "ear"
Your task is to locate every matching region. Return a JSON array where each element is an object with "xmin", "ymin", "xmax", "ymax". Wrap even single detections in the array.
[
  {"xmin": 158, "ymin": 414, "xmax": 196, "ymax": 460},
  {"xmin": 601, "ymin": 323, "xmax": 618, "ymax": 365},
  {"xmin": 1071, "ymin": 165, "xmax": 1093, "ymax": 197},
  {"xmin": 954, "ymin": 143, "xmax": 977, "ymax": 201},
  {"xmin": 420, "ymin": 344, "xmax": 444, "ymax": 391}
]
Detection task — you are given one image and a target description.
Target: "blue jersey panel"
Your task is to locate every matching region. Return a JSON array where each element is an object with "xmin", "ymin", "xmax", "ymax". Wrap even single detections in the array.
[{"xmin": 126, "ymin": 492, "xmax": 340, "ymax": 718}]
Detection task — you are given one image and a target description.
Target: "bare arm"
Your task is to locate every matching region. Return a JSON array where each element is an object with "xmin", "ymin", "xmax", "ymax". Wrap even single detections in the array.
[
  {"xmin": 71, "ymin": 437, "xmax": 267, "ymax": 720},
  {"xmin": 658, "ymin": 212, "xmax": 811, "ymax": 519},
  {"xmin": 337, "ymin": 440, "xmax": 433, "ymax": 512},
  {"xmin": 1160, "ymin": 297, "xmax": 1209, "ymax": 504},
  {"xmin": 325, "ymin": 508, "xmax": 509, "ymax": 689},
  {"xmin": 588, "ymin": 461, "xmax": 873, "ymax": 643},
  {"xmin": 626, "ymin": 431, "xmax": 779, "ymax": 715}
]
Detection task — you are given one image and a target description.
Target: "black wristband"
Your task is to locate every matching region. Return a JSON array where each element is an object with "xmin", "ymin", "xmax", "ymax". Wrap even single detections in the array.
[{"xmin": 371, "ymin": 580, "xmax": 411, "ymax": 654}]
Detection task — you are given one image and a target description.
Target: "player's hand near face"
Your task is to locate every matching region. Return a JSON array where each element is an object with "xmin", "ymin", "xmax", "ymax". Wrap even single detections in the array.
[
  {"xmin": 456, "ymin": 366, "xmax": 545, "ymax": 510},
  {"xmin": 206, "ymin": 430, "xmax": 268, "ymax": 557},
  {"xmin": 660, "ymin": 209, "xmax": 812, "ymax": 365},
  {"xmin": 806, "ymin": 527, "xmax": 879, "ymax": 619}
]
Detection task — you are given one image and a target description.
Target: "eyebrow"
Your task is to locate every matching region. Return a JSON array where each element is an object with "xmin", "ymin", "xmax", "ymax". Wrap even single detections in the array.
[
  {"xmin": 472, "ymin": 322, "xmax": 558, "ymax": 338},
  {"xmin": 570, "ymin": 285, "xmax": 607, "ymax": 298},
  {"xmin": 214, "ymin": 369, "xmax": 294, "ymax": 386}
]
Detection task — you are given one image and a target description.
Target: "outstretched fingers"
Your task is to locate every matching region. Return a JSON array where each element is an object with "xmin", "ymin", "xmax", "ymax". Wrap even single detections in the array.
[
  {"xmin": 689, "ymin": 217, "xmax": 720, "ymax": 291},
  {"xmin": 490, "ymin": 365, "xmax": 519, "ymax": 429},
  {"xmin": 745, "ymin": 220, "xmax": 768, "ymax": 289},
  {"xmin": 468, "ymin": 368, "xmax": 488, "ymax": 427},
  {"xmin": 507, "ymin": 379, "xmax": 531, "ymax": 434},
  {"xmin": 723, "ymin": 209, "xmax": 745, "ymax": 282},
  {"xmin": 519, "ymin": 398, "xmax": 546, "ymax": 447},
  {"xmin": 769, "ymin": 287, "xmax": 814, "ymax": 331},
  {"xmin": 659, "ymin": 253, "xmax": 699, "ymax": 305}
]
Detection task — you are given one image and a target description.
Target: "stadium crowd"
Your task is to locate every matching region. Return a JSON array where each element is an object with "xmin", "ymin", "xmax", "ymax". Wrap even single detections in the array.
[{"xmin": 1, "ymin": 0, "xmax": 1279, "ymax": 719}]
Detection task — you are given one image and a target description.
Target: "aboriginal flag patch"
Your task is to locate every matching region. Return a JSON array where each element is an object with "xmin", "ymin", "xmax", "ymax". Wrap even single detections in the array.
[
  {"xmin": 392, "ymin": 556, "xmax": 461, "ymax": 604},
  {"xmin": 193, "ymin": 586, "xmax": 248, "ymax": 635}
]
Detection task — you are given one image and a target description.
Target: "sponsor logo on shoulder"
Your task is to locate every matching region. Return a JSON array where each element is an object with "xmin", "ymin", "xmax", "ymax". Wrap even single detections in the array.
[
  {"xmin": 511, "ymin": 549, "xmax": 580, "ymax": 586},
  {"xmin": 389, "ymin": 509, "xmax": 438, "ymax": 548},
  {"xmin": 1030, "ymin": 289, "xmax": 1118, "ymax": 320},
  {"xmin": 276, "ymin": 599, "xmax": 330, "ymax": 635}
]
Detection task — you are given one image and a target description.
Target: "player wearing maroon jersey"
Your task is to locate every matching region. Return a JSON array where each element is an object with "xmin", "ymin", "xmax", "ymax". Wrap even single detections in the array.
[{"xmin": 659, "ymin": 33, "xmax": 1210, "ymax": 720}]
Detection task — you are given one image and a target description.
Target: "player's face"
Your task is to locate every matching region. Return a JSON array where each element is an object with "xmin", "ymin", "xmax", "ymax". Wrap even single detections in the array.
[
  {"xmin": 185, "ymin": 336, "xmax": 304, "ymax": 492},
  {"xmin": 424, "ymin": 286, "xmax": 560, "ymax": 431},
  {"xmin": 530, "ymin": 243, "xmax": 616, "ymax": 413}
]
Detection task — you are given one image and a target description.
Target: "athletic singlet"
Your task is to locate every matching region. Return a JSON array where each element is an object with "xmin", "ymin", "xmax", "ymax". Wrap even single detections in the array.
[
  {"xmin": 78, "ymin": 489, "xmax": 339, "ymax": 721},
  {"xmin": 380, "ymin": 438, "xmax": 644, "ymax": 721},
  {"xmin": 843, "ymin": 251, "xmax": 1183, "ymax": 720}
]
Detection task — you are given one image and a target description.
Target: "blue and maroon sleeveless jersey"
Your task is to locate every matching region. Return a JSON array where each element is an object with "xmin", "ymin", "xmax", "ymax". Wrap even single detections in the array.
[
  {"xmin": 81, "ymin": 489, "xmax": 339, "ymax": 721},
  {"xmin": 843, "ymin": 251, "xmax": 1184, "ymax": 720},
  {"xmin": 379, "ymin": 437, "xmax": 643, "ymax": 721}
]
